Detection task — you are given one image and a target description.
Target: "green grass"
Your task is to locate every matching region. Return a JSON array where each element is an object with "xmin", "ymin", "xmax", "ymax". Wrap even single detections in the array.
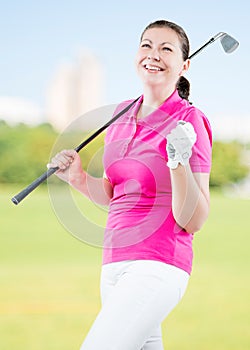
[{"xmin": 1, "ymin": 185, "xmax": 249, "ymax": 349}]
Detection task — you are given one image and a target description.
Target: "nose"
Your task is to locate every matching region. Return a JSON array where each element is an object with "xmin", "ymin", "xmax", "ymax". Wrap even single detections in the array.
[
  {"xmin": 147, "ymin": 49, "xmax": 160, "ymax": 61},
  {"xmin": 147, "ymin": 55, "xmax": 160, "ymax": 61}
]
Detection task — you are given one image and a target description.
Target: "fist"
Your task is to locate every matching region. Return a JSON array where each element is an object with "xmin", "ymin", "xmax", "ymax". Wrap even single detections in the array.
[
  {"xmin": 47, "ymin": 149, "xmax": 83, "ymax": 183},
  {"xmin": 166, "ymin": 121, "xmax": 197, "ymax": 169}
]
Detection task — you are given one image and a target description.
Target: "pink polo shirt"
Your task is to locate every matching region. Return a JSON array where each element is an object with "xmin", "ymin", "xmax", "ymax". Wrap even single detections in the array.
[{"xmin": 102, "ymin": 90, "xmax": 212, "ymax": 274}]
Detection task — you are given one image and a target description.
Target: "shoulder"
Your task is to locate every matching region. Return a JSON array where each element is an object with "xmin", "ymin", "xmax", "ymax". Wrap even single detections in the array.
[
  {"xmin": 181, "ymin": 104, "xmax": 213, "ymax": 146},
  {"xmin": 113, "ymin": 99, "xmax": 137, "ymax": 115}
]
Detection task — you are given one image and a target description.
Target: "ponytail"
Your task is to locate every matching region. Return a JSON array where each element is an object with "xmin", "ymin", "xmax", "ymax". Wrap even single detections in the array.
[{"xmin": 176, "ymin": 76, "xmax": 190, "ymax": 102}]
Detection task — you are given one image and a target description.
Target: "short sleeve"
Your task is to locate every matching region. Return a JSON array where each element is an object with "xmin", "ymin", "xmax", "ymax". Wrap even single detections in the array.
[{"xmin": 185, "ymin": 108, "xmax": 213, "ymax": 173}]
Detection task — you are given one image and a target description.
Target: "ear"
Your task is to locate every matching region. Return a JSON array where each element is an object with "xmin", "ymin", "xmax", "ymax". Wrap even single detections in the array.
[
  {"xmin": 183, "ymin": 59, "xmax": 190, "ymax": 73},
  {"xmin": 180, "ymin": 59, "xmax": 190, "ymax": 76}
]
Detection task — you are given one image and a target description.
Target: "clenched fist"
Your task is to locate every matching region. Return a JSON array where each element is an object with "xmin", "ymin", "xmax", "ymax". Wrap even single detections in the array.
[{"xmin": 166, "ymin": 121, "xmax": 197, "ymax": 169}]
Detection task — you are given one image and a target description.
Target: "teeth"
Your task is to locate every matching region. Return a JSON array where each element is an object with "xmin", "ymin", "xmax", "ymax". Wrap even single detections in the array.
[{"xmin": 145, "ymin": 64, "xmax": 161, "ymax": 71}]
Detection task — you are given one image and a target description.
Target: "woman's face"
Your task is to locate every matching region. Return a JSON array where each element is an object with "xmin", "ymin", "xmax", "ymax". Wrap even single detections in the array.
[{"xmin": 135, "ymin": 27, "xmax": 190, "ymax": 89}]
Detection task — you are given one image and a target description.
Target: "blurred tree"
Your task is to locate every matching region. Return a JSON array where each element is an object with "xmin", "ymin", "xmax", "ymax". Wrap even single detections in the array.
[
  {"xmin": 0, "ymin": 122, "xmax": 57, "ymax": 183},
  {"xmin": 0, "ymin": 121, "xmax": 105, "ymax": 183},
  {"xmin": 210, "ymin": 141, "xmax": 249, "ymax": 188}
]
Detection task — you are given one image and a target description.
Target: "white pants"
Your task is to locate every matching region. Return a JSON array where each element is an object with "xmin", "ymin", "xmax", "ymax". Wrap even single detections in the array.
[{"xmin": 80, "ymin": 260, "xmax": 189, "ymax": 350}]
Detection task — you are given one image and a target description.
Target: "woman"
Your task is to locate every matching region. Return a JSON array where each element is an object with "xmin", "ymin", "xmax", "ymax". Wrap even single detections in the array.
[{"xmin": 48, "ymin": 20, "xmax": 212, "ymax": 350}]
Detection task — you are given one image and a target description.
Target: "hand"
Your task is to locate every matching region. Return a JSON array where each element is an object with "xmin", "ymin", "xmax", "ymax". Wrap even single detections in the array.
[
  {"xmin": 47, "ymin": 149, "xmax": 83, "ymax": 183},
  {"xmin": 166, "ymin": 121, "xmax": 197, "ymax": 169}
]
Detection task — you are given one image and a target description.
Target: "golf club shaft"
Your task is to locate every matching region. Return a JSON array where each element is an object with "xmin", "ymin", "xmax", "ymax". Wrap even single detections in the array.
[
  {"xmin": 11, "ymin": 98, "xmax": 139, "ymax": 205},
  {"xmin": 188, "ymin": 38, "xmax": 215, "ymax": 59}
]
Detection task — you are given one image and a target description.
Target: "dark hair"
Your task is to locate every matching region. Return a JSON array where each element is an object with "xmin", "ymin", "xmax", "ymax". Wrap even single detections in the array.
[{"xmin": 140, "ymin": 20, "xmax": 191, "ymax": 101}]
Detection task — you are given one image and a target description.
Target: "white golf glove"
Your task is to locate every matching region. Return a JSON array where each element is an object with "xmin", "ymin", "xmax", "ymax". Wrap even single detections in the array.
[{"xmin": 166, "ymin": 121, "xmax": 197, "ymax": 169}]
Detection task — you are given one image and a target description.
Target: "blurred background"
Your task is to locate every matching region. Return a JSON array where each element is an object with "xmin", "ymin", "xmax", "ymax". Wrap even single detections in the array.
[{"xmin": 0, "ymin": 1, "xmax": 249, "ymax": 349}]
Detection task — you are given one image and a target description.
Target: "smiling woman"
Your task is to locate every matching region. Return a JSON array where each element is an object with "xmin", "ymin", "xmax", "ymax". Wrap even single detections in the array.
[
  {"xmin": 135, "ymin": 20, "xmax": 191, "ymax": 110},
  {"xmin": 47, "ymin": 19, "xmax": 212, "ymax": 350}
]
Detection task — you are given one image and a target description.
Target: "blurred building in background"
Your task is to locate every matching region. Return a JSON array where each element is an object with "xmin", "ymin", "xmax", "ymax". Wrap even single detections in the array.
[{"xmin": 46, "ymin": 49, "xmax": 105, "ymax": 131}]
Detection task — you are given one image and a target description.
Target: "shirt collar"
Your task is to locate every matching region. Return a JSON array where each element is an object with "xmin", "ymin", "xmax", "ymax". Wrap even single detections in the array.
[{"xmin": 128, "ymin": 90, "xmax": 186, "ymax": 126}]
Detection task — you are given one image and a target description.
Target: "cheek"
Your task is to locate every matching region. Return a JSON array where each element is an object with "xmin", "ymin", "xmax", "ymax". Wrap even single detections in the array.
[
  {"xmin": 135, "ymin": 53, "xmax": 144, "ymax": 73},
  {"xmin": 169, "ymin": 60, "xmax": 185, "ymax": 77}
]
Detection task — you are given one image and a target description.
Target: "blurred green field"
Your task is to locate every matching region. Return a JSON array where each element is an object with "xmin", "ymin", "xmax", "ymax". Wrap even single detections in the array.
[{"xmin": 1, "ymin": 184, "xmax": 249, "ymax": 350}]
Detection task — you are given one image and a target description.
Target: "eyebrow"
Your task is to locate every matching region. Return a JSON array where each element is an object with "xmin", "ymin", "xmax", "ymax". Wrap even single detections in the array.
[{"xmin": 141, "ymin": 38, "xmax": 175, "ymax": 46}]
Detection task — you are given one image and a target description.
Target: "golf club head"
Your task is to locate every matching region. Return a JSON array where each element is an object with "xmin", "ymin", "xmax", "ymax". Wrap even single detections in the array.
[
  {"xmin": 188, "ymin": 32, "xmax": 239, "ymax": 60},
  {"xmin": 217, "ymin": 32, "xmax": 239, "ymax": 53},
  {"xmin": 220, "ymin": 34, "xmax": 239, "ymax": 53}
]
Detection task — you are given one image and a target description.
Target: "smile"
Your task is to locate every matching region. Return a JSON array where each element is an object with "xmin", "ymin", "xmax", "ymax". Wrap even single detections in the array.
[{"xmin": 144, "ymin": 64, "xmax": 164, "ymax": 72}]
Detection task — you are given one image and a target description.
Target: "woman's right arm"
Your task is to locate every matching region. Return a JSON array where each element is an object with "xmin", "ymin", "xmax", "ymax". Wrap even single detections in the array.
[{"xmin": 47, "ymin": 149, "xmax": 113, "ymax": 206}]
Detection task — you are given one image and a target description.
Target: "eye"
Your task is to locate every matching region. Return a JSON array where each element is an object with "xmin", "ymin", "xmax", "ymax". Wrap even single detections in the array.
[
  {"xmin": 162, "ymin": 47, "xmax": 172, "ymax": 52},
  {"xmin": 141, "ymin": 43, "xmax": 151, "ymax": 49}
]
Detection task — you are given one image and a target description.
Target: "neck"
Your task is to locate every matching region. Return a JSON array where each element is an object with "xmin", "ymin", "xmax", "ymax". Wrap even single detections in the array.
[
  {"xmin": 143, "ymin": 84, "xmax": 175, "ymax": 107},
  {"xmin": 137, "ymin": 84, "xmax": 176, "ymax": 119}
]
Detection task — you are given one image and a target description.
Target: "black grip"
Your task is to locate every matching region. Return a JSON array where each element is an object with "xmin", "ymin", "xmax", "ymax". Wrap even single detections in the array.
[{"xmin": 11, "ymin": 167, "xmax": 58, "ymax": 205}]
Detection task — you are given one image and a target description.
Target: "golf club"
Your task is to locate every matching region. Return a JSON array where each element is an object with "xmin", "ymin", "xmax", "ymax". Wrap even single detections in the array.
[
  {"xmin": 11, "ymin": 31, "xmax": 239, "ymax": 205},
  {"xmin": 189, "ymin": 32, "xmax": 239, "ymax": 59}
]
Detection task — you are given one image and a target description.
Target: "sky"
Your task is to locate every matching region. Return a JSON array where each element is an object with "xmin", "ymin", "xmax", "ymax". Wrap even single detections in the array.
[{"xmin": 0, "ymin": 0, "xmax": 249, "ymax": 140}]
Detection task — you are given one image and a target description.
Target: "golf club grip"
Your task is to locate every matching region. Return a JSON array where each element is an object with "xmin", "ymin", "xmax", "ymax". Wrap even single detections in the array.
[
  {"xmin": 11, "ymin": 167, "xmax": 59, "ymax": 205},
  {"xmin": 11, "ymin": 129, "xmax": 100, "ymax": 206}
]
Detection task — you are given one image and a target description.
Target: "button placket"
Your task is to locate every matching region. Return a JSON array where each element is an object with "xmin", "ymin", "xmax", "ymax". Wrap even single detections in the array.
[{"xmin": 120, "ymin": 117, "xmax": 137, "ymax": 157}]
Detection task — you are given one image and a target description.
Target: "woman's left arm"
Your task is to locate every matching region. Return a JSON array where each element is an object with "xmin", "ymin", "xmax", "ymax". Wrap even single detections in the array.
[
  {"xmin": 166, "ymin": 119, "xmax": 211, "ymax": 234},
  {"xmin": 170, "ymin": 165, "xmax": 210, "ymax": 234}
]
